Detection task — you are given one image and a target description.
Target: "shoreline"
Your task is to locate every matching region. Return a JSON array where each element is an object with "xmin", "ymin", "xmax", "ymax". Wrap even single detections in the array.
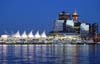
[{"xmin": 0, "ymin": 43, "xmax": 98, "ymax": 45}]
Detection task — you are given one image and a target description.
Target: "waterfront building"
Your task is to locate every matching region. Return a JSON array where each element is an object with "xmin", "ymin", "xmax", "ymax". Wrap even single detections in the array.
[
  {"xmin": 54, "ymin": 19, "xmax": 75, "ymax": 33},
  {"xmin": 59, "ymin": 11, "xmax": 71, "ymax": 32},
  {"xmin": 41, "ymin": 31, "xmax": 47, "ymax": 38},
  {"xmin": 13, "ymin": 31, "xmax": 21, "ymax": 38},
  {"xmin": 21, "ymin": 31, "xmax": 28, "ymax": 39},
  {"xmin": 54, "ymin": 20, "xmax": 64, "ymax": 32},
  {"xmin": 92, "ymin": 23, "xmax": 98, "ymax": 38},
  {"xmin": 28, "ymin": 31, "xmax": 34, "ymax": 39},
  {"xmin": 66, "ymin": 20, "xmax": 75, "ymax": 32},
  {"xmin": 59, "ymin": 11, "xmax": 70, "ymax": 20},
  {"xmin": 80, "ymin": 23, "xmax": 89, "ymax": 39},
  {"xmin": 34, "ymin": 31, "xmax": 41, "ymax": 39},
  {"xmin": 0, "ymin": 10, "xmax": 99, "ymax": 43},
  {"xmin": 74, "ymin": 22, "xmax": 81, "ymax": 33},
  {"xmin": 1, "ymin": 34, "xmax": 9, "ymax": 40},
  {"xmin": 54, "ymin": 11, "xmax": 81, "ymax": 33},
  {"xmin": 72, "ymin": 10, "xmax": 81, "ymax": 33},
  {"xmin": 72, "ymin": 10, "xmax": 79, "ymax": 23}
]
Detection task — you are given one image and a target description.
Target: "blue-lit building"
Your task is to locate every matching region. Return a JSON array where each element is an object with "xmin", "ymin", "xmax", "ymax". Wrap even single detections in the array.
[
  {"xmin": 54, "ymin": 20, "xmax": 64, "ymax": 32},
  {"xmin": 66, "ymin": 20, "xmax": 75, "ymax": 32},
  {"xmin": 53, "ymin": 11, "xmax": 80, "ymax": 33},
  {"xmin": 52, "ymin": 10, "xmax": 99, "ymax": 40},
  {"xmin": 80, "ymin": 23, "xmax": 90, "ymax": 39},
  {"xmin": 92, "ymin": 23, "xmax": 98, "ymax": 38}
]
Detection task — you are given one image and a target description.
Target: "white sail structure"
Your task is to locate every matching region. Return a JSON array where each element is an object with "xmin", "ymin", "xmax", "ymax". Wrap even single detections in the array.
[
  {"xmin": 41, "ymin": 31, "xmax": 47, "ymax": 38},
  {"xmin": 14, "ymin": 31, "xmax": 21, "ymax": 38},
  {"xmin": 28, "ymin": 31, "xmax": 34, "ymax": 38},
  {"xmin": 21, "ymin": 31, "xmax": 27, "ymax": 39},
  {"xmin": 34, "ymin": 31, "xmax": 40, "ymax": 39}
]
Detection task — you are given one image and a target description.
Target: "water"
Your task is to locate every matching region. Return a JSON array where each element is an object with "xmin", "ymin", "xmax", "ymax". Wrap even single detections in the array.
[{"xmin": 0, "ymin": 44, "xmax": 100, "ymax": 64}]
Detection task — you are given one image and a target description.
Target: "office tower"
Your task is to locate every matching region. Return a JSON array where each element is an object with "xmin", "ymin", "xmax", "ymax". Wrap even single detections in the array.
[
  {"xmin": 54, "ymin": 20, "xmax": 64, "ymax": 32},
  {"xmin": 72, "ymin": 10, "xmax": 79, "ymax": 23},
  {"xmin": 92, "ymin": 23, "xmax": 98, "ymax": 38},
  {"xmin": 80, "ymin": 23, "xmax": 89, "ymax": 39},
  {"xmin": 59, "ymin": 11, "xmax": 71, "ymax": 32},
  {"xmin": 59, "ymin": 11, "xmax": 70, "ymax": 20},
  {"xmin": 66, "ymin": 20, "xmax": 75, "ymax": 32},
  {"xmin": 74, "ymin": 22, "xmax": 81, "ymax": 33}
]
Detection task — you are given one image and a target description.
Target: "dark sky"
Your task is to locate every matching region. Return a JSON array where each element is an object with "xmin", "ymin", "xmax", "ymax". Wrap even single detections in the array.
[{"xmin": 0, "ymin": 0, "xmax": 100, "ymax": 34}]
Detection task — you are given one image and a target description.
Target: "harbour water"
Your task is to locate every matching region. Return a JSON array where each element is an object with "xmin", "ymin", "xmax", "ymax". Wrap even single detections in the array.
[{"xmin": 0, "ymin": 43, "xmax": 100, "ymax": 64}]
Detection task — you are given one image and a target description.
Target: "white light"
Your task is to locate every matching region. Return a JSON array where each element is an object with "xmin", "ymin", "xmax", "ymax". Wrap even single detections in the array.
[
  {"xmin": 41, "ymin": 31, "xmax": 47, "ymax": 38},
  {"xmin": 28, "ymin": 31, "xmax": 34, "ymax": 38},
  {"xmin": 80, "ymin": 23, "xmax": 89, "ymax": 31},
  {"xmin": 1, "ymin": 34, "xmax": 9, "ymax": 39},
  {"xmin": 66, "ymin": 20, "xmax": 74, "ymax": 27},
  {"xmin": 21, "ymin": 31, "xmax": 27, "ymax": 39},
  {"xmin": 34, "ymin": 31, "xmax": 40, "ymax": 38},
  {"xmin": 14, "ymin": 31, "xmax": 21, "ymax": 38},
  {"xmin": 54, "ymin": 20, "xmax": 64, "ymax": 31}
]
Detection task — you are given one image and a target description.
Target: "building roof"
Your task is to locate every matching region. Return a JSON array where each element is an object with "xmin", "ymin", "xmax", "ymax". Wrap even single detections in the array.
[
  {"xmin": 73, "ymin": 10, "xmax": 78, "ymax": 16},
  {"xmin": 34, "ymin": 31, "xmax": 40, "ymax": 38},
  {"xmin": 66, "ymin": 20, "xmax": 74, "ymax": 27},
  {"xmin": 41, "ymin": 31, "xmax": 47, "ymax": 38},
  {"xmin": 14, "ymin": 31, "xmax": 21, "ymax": 38},
  {"xmin": 1, "ymin": 34, "xmax": 9, "ymax": 39},
  {"xmin": 28, "ymin": 31, "xmax": 34, "ymax": 38},
  {"xmin": 80, "ymin": 23, "xmax": 89, "ymax": 31},
  {"xmin": 59, "ymin": 11, "xmax": 70, "ymax": 15},
  {"xmin": 21, "ymin": 31, "xmax": 27, "ymax": 38}
]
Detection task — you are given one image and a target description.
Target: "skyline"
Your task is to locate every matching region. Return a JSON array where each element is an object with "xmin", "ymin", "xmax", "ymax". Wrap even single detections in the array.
[{"xmin": 0, "ymin": 0, "xmax": 100, "ymax": 34}]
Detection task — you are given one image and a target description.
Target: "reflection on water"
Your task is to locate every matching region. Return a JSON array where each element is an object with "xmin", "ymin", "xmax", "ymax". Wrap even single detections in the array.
[{"xmin": 0, "ymin": 44, "xmax": 100, "ymax": 64}]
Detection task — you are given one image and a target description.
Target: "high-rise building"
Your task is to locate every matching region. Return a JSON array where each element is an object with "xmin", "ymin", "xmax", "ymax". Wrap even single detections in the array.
[
  {"xmin": 92, "ymin": 23, "xmax": 98, "ymax": 38},
  {"xmin": 54, "ymin": 11, "xmax": 79, "ymax": 33},
  {"xmin": 72, "ymin": 10, "xmax": 79, "ymax": 23},
  {"xmin": 59, "ymin": 11, "xmax": 71, "ymax": 32},
  {"xmin": 59, "ymin": 11, "xmax": 70, "ymax": 20},
  {"xmin": 80, "ymin": 23, "xmax": 89, "ymax": 39},
  {"xmin": 72, "ymin": 10, "xmax": 80, "ymax": 33},
  {"xmin": 63, "ymin": 20, "xmax": 67, "ymax": 32},
  {"xmin": 66, "ymin": 20, "xmax": 75, "ymax": 32},
  {"xmin": 74, "ymin": 22, "xmax": 81, "ymax": 33},
  {"xmin": 54, "ymin": 20, "xmax": 64, "ymax": 32},
  {"xmin": 53, "ymin": 10, "xmax": 98, "ymax": 37}
]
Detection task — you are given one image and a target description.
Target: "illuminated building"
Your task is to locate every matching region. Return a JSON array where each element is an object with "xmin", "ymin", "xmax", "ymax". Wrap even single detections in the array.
[
  {"xmin": 72, "ymin": 10, "xmax": 79, "ymax": 23},
  {"xmin": 28, "ymin": 31, "xmax": 34, "ymax": 39},
  {"xmin": 66, "ymin": 20, "xmax": 75, "ymax": 32},
  {"xmin": 21, "ymin": 31, "xmax": 28, "ymax": 39},
  {"xmin": 54, "ymin": 11, "xmax": 80, "ymax": 33},
  {"xmin": 34, "ymin": 31, "xmax": 41, "ymax": 39},
  {"xmin": 72, "ymin": 10, "xmax": 81, "ymax": 33},
  {"xmin": 74, "ymin": 22, "xmax": 81, "ymax": 33},
  {"xmin": 13, "ymin": 31, "xmax": 21, "ymax": 38},
  {"xmin": 41, "ymin": 31, "xmax": 47, "ymax": 38},
  {"xmin": 59, "ymin": 11, "xmax": 71, "ymax": 32},
  {"xmin": 0, "ymin": 10, "xmax": 99, "ymax": 43},
  {"xmin": 92, "ymin": 23, "xmax": 98, "ymax": 38},
  {"xmin": 80, "ymin": 23, "xmax": 89, "ymax": 39},
  {"xmin": 59, "ymin": 11, "xmax": 70, "ymax": 20},
  {"xmin": 1, "ymin": 34, "xmax": 9, "ymax": 40},
  {"xmin": 54, "ymin": 20, "xmax": 64, "ymax": 32}
]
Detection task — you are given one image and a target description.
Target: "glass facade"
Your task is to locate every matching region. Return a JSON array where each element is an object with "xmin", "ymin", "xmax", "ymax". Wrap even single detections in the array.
[
  {"xmin": 54, "ymin": 20, "xmax": 64, "ymax": 32},
  {"xmin": 80, "ymin": 23, "xmax": 89, "ymax": 31},
  {"xmin": 66, "ymin": 20, "xmax": 75, "ymax": 32},
  {"xmin": 66, "ymin": 20, "xmax": 74, "ymax": 27},
  {"xmin": 80, "ymin": 23, "xmax": 89, "ymax": 38},
  {"xmin": 74, "ymin": 22, "xmax": 81, "ymax": 33}
]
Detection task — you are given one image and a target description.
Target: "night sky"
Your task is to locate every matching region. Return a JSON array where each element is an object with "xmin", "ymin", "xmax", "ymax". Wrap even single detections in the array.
[{"xmin": 0, "ymin": 0, "xmax": 100, "ymax": 34}]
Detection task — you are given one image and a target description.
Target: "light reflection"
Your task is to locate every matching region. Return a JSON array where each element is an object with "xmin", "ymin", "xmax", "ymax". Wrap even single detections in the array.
[{"xmin": 0, "ymin": 44, "xmax": 98, "ymax": 64}]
